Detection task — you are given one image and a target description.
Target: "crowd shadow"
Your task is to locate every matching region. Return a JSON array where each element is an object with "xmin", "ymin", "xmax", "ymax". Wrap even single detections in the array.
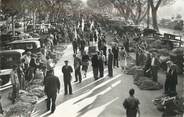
[{"xmin": 47, "ymin": 74, "xmax": 122, "ymax": 117}]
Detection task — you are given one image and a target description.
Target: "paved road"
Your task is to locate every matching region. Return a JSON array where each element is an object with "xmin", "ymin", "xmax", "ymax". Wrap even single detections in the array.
[{"xmin": 31, "ymin": 44, "xmax": 183, "ymax": 117}]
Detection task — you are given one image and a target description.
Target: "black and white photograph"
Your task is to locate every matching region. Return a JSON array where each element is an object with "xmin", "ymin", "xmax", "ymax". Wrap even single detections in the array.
[{"xmin": 0, "ymin": 0, "xmax": 184, "ymax": 117}]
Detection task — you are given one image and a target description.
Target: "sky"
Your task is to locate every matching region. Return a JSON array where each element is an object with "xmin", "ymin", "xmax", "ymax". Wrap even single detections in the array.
[{"xmin": 158, "ymin": 0, "xmax": 184, "ymax": 19}]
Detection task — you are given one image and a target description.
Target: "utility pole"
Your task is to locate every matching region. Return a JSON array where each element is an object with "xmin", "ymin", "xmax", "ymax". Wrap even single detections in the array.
[{"xmin": 147, "ymin": 0, "xmax": 150, "ymax": 28}]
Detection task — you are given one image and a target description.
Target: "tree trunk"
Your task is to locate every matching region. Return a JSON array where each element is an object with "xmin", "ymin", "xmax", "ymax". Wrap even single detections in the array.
[
  {"xmin": 147, "ymin": 0, "xmax": 150, "ymax": 28},
  {"xmin": 152, "ymin": 8, "xmax": 159, "ymax": 31},
  {"xmin": 33, "ymin": 9, "xmax": 37, "ymax": 32},
  {"xmin": 23, "ymin": 15, "xmax": 26, "ymax": 32},
  {"xmin": 12, "ymin": 15, "xmax": 15, "ymax": 36}
]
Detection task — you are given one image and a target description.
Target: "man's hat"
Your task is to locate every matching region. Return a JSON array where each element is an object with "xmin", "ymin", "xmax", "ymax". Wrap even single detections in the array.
[{"xmin": 64, "ymin": 60, "xmax": 69, "ymax": 62}]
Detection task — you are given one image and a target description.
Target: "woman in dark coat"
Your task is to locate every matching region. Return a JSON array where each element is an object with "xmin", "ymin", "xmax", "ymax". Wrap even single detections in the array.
[{"xmin": 170, "ymin": 64, "xmax": 178, "ymax": 96}]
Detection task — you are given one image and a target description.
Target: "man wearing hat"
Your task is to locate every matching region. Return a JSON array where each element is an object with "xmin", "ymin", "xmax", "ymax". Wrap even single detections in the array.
[
  {"xmin": 62, "ymin": 60, "xmax": 73, "ymax": 95},
  {"xmin": 73, "ymin": 54, "xmax": 82, "ymax": 83},
  {"xmin": 44, "ymin": 69, "xmax": 60, "ymax": 113}
]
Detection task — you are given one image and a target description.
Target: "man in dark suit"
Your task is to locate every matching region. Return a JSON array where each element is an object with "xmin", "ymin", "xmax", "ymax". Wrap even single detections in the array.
[
  {"xmin": 62, "ymin": 60, "xmax": 73, "ymax": 95},
  {"xmin": 73, "ymin": 54, "xmax": 82, "ymax": 83},
  {"xmin": 108, "ymin": 49, "xmax": 114, "ymax": 77},
  {"xmin": 112, "ymin": 44, "xmax": 119, "ymax": 67},
  {"xmin": 72, "ymin": 38, "xmax": 78, "ymax": 54},
  {"xmin": 44, "ymin": 69, "xmax": 60, "ymax": 113},
  {"xmin": 91, "ymin": 53, "xmax": 99, "ymax": 80},
  {"xmin": 80, "ymin": 38, "xmax": 86, "ymax": 55}
]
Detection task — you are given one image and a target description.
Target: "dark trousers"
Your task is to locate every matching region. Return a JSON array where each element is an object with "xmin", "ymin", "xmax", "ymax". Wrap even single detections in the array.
[
  {"xmin": 80, "ymin": 47, "xmax": 85, "ymax": 55},
  {"xmin": 47, "ymin": 93, "xmax": 57, "ymax": 113},
  {"xmin": 93, "ymin": 67, "xmax": 98, "ymax": 80},
  {"xmin": 114, "ymin": 57, "xmax": 119, "ymax": 67},
  {"xmin": 99, "ymin": 64, "xmax": 104, "ymax": 77},
  {"xmin": 73, "ymin": 47, "xmax": 77, "ymax": 54},
  {"xmin": 108, "ymin": 64, "xmax": 113, "ymax": 77},
  {"xmin": 64, "ymin": 78, "xmax": 72, "ymax": 94},
  {"xmin": 164, "ymin": 79, "xmax": 170, "ymax": 93},
  {"xmin": 75, "ymin": 68, "xmax": 82, "ymax": 82},
  {"xmin": 12, "ymin": 85, "xmax": 19, "ymax": 104},
  {"xmin": 151, "ymin": 66, "xmax": 158, "ymax": 82},
  {"xmin": 170, "ymin": 84, "xmax": 177, "ymax": 95}
]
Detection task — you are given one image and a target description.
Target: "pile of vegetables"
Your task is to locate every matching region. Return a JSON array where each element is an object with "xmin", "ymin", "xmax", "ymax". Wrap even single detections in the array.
[
  {"xmin": 133, "ymin": 69, "xmax": 163, "ymax": 90},
  {"xmin": 153, "ymin": 95, "xmax": 184, "ymax": 116}
]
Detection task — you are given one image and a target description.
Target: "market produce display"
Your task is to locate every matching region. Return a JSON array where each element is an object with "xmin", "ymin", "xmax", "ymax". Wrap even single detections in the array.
[
  {"xmin": 153, "ymin": 95, "xmax": 184, "ymax": 116},
  {"xmin": 5, "ymin": 102, "xmax": 34, "ymax": 117},
  {"xmin": 133, "ymin": 69, "xmax": 163, "ymax": 90},
  {"xmin": 3, "ymin": 45, "xmax": 67, "ymax": 116}
]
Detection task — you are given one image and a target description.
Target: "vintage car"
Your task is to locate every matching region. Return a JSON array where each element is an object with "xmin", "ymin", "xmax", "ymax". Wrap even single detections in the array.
[
  {"xmin": 0, "ymin": 49, "xmax": 25, "ymax": 89},
  {"xmin": 7, "ymin": 39, "xmax": 41, "ymax": 53}
]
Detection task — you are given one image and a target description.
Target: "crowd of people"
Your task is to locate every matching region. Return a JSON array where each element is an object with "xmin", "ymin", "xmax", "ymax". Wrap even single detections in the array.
[
  {"xmin": 1, "ymin": 15, "xmax": 180, "ymax": 117},
  {"xmin": 137, "ymin": 43, "xmax": 178, "ymax": 96},
  {"xmin": 41, "ymin": 17, "xmax": 134, "ymax": 114},
  {"xmin": 8, "ymin": 33, "xmax": 59, "ymax": 104}
]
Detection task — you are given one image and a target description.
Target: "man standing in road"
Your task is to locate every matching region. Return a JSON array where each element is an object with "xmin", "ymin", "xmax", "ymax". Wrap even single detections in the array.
[
  {"xmin": 108, "ymin": 49, "xmax": 114, "ymax": 77},
  {"xmin": 91, "ymin": 52, "xmax": 99, "ymax": 80},
  {"xmin": 80, "ymin": 38, "xmax": 86, "ymax": 55},
  {"xmin": 73, "ymin": 54, "xmax": 82, "ymax": 83},
  {"xmin": 44, "ymin": 69, "xmax": 60, "ymax": 114},
  {"xmin": 112, "ymin": 43, "xmax": 119, "ymax": 67},
  {"xmin": 62, "ymin": 60, "xmax": 73, "ymax": 95},
  {"xmin": 72, "ymin": 38, "xmax": 78, "ymax": 54},
  {"xmin": 123, "ymin": 89, "xmax": 140, "ymax": 117}
]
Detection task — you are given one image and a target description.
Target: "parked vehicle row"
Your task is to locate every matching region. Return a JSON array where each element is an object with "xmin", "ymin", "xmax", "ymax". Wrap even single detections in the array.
[
  {"xmin": 0, "ymin": 49, "xmax": 25, "ymax": 89},
  {"xmin": 0, "ymin": 31, "xmax": 43, "ymax": 89}
]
